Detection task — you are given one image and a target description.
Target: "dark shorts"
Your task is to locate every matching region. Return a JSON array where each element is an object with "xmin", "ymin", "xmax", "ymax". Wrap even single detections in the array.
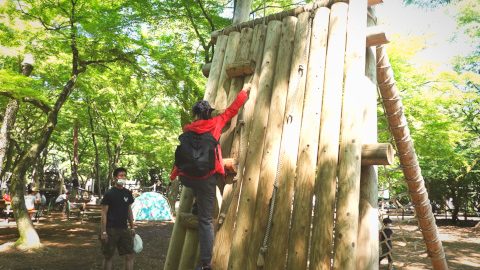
[{"xmin": 101, "ymin": 228, "xmax": 134, "ymax": 257}]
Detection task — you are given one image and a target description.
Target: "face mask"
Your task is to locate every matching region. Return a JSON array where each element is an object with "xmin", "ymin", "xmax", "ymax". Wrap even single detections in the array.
[{"xmin": 116, "ymin": 179, "xmax": 126, "ymax": 186}]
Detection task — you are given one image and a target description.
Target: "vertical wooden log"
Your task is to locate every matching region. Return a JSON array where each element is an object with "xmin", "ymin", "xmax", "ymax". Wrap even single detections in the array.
[
  {"xmin": 214, "ymin": 32, "xmax": 241, "ymax": 110},
  {"xmin": 286, "ymin": 7, "xmax": 330, "ymax": 270},
  {"xmin": 309, "ymin": 3, "xmax": 349, "ymax": 270},
  {"xmin": 212, "ymin": 24, "xmax": 268, "ymax": 270},
  {"xmin": 219, "ymin": 28, "xmax": 254, "ymax": 159},
  {"xmin": 163, "ymin": 188, "xmax": 195, "ymax": 270},
  {"xmin": 204, "ymin": 35, "xmax": 228, "ymax": 103},
  {"xmin": 227, "ymin": 20, "xmax": 282, "ymax": 270},
  {"xmin": 263, "ymin": 11, "xmax": 311, "ymax": 270},
  {"xmin": 245, "ymin": 15, "xmax": 298, "ymax": 270},
  {"xmin": 356, "ymin": 6, "xmax": 379, "ymax": 270},
  {"xmin": 178, "ymin": 228, "xmax": 200, "ymax": 270},
  {"xmin": 333, "ymin": 0, "xmax": 368, "ymax": 269}
]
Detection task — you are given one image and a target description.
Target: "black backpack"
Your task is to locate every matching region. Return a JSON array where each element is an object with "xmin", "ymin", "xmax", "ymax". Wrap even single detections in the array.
[{"xmin": 175, "ymin": 131, "xmax": 219, "ymax": 177}]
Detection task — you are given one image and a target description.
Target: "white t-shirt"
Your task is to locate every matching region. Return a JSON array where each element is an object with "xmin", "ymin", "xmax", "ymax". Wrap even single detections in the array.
[
  {"xmin": 56, "ymin": 194, "xmax": 67, "ymax": 203},
  {"xmin": 24, "ymin": 194, "xmax": 36, "ymax": 210}
]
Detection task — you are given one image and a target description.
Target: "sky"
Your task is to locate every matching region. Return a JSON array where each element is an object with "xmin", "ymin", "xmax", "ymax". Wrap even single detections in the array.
[{"xmin": 376, "ymin": 0, "xmax": 476, "ymax": 70}]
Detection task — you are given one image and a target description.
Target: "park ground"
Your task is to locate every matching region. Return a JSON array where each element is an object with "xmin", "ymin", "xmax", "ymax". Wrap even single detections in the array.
[{"xmin": 0, "ymin": 214, "xmax": 478, "ymax": 270}]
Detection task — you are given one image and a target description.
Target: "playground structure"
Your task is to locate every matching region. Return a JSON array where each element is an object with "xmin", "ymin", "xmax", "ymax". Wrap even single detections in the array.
[{"xmin": 165, "ymin": 1, "xmax": 448, "ymax": 269}]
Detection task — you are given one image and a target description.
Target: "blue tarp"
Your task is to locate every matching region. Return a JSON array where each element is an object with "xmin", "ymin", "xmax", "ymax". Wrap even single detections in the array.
[{"xmin": 131, "ymin": 192, "xmax": 173, "ymax": 221}]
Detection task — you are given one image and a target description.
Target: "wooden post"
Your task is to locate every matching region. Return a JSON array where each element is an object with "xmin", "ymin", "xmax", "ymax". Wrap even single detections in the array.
[
  {"xmin": 361, "ymin": 143, "xmax": 394, "ymax": 165},
  {"xmin": 204, "ymin": 35, "xmax": 228, "ymax": 103},
  {"xmin": 309, "ymin": 3, "xmax": 349, "ymax": 270},
  {"xmin": 376, "ymin": 45, "xmax": 448, "ymax": 270},
  {"xmin": 287, "ymin": 7, "xmax": 330, "ymax": 270},
  {"xmin": 163, "ymin": 188, "xmax": 195, "ymax": 270},
  {"xmin": 263, "ymin": 12, "xmax": 311, "ymax": 270},
  {"xmin": 245, "ymin": 15, "xmax": 298, "ymax": 269},
  {"xmin": 212, "ymin": 24, "xmax": 267, "ymax": 270},
  {"xmin": 333, "ymin": 0, "xmax": 368, "ymax": 269},
  {"xmin": 227, "ymin": 20, "xmax": 282, "ymax": 270},
  {"xmin": 219, "ymin": 28, "xmax": 254, "ymax": 160},
  {"xmin": 178, "ymin": 228, "xmax": 199, "ymax": 270},
  {"xmin": 356, "ymin": 6, "xmax": 380, "ymax": 270},
  {"xmin": 214, "ymin": 32, "xmax": 241, "ymax": 110}
]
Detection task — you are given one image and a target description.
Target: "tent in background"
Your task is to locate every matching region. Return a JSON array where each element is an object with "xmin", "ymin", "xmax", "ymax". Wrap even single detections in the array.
[{"xmin": 131, "ymin": 192, "xmax": 173, "ymax": 221}]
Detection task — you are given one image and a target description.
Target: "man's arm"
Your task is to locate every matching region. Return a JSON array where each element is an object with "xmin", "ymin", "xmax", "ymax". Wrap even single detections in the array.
[
  {"xmin": 128, "ymin": 206, "xmax": 135, "ymax": 234},
  {"xmin": 101, "ymin": 205, "xmax": 109, "ymax": 239}
]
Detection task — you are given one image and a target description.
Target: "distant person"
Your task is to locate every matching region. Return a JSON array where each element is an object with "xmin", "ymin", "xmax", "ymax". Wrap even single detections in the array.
[
  {"xmin": 170, "ymin": 84, "xmax": 251, "ymax": 270},
  {"xmin": 100, "ymin": 167, "xmax": 135, "ymax": 270},
  {"xmin": 55, "ymin": 191, "xmax": 69, "ymax": 204},
  {"xmin": 379, "ymin": 217, "xmax": 394, "ymax": 269},
  {"xmin": 24, "ymin": 189, "xmax": 37, "ymax": 211},
  {"xmin": 33, "ymin": 187, "xmax": 47, "ymax": 206}
]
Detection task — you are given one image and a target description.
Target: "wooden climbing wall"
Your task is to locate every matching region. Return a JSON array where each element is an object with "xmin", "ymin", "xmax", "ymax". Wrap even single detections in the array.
[{"xmin": 164, "ymin": 0, "xmax": 448, "ymax": 270}]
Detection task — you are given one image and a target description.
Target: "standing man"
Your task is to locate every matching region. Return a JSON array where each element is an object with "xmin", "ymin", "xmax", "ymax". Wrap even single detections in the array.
[{"xmin": 101, "ymin": 167, "xmax": 135, "ymax": 270}]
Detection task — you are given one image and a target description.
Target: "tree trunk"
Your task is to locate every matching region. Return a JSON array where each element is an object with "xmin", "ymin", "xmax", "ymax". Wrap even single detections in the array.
[
  {"xmin": 233, "ymin": 0, "xmax": 253, "ymax": 24},
  {"xmin": 0, "ymin": 99, "xmax": 20, "ymax": 178},
  {"xmin": 11, "ymin": 74, "xmax": 79, "ymax": 249},
  {"xmin": 71, "ymin": 120, "xmax": 79, "ymax": 196},
  {"xmin": 87, "ymin": 104, "xmax": 101, "ymax": 196},
  {"xmin": 0, "ymin": 141, "xmax": 15, "ymax": 183},
  {"xmin": 10, "ymin": 165, "xmax": 41, "ymax": 249}
]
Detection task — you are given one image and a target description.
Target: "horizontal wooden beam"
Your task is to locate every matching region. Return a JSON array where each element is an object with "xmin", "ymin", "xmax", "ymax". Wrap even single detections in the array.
[
  {"xmin": 361, "ymin": 143, "xmax": 395, "ymax": 166},
  {"xmin": 223, "ymin": 143, "xmax": 394, "ymax": 173},
  {"xmin": 178, "ymin": 212, "xmax": 198, "ymax": 229},
  {"xmin": 366, "ymin": 26, "xmax": 390, "ymax": 47},
  {"xmin": 223, "ymin": 158, "xmax": 238, "ymax": 174},
  {"xmin": 368, "ymin": 0, "xmax": 384, "ymax": 6},
  {"xmin": 226, "ymin": 59, "xmax": 256, "ymax": 78},
  {"xmin": 202, "ymin": 62, "xmax": 211, "ymax": 78}
]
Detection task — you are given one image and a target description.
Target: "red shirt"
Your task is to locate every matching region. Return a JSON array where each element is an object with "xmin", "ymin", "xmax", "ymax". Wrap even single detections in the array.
[{"xmin": 170, "ymin": 90, "xmax": 249, "ymax": 180}]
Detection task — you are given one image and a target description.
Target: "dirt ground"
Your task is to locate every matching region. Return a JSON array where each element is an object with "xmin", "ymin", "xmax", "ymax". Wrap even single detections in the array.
[
  {"xmin": 0, "ymin": 213, "xmax": 173, "ymax": 270},
  {"xmin": 0, "ymin": 214, "xmax": 479, "ymax": 270}
]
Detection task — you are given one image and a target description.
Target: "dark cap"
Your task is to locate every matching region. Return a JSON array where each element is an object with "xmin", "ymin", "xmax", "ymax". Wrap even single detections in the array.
[{"xmin": 192, "ymin": 100, "xmax": 215, "ymax": 119}]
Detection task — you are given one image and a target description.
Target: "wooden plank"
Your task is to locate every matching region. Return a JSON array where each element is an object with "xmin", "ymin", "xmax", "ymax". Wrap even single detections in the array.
[
  {"xmin": 204, "ymin": 35, "xmax": 228, "ymax": 103},
  {"xmin": 263, "ymin": 11, "xmax": 311, "ymax": 270},
  {"xmin": 333, "ymin": 0, "xmax": 368, "ymax": 269},
  {"xmin": 245, "ymin": 15, "xmax": 298, "ymax": 270},
  {"xmin": 356, "ymin": 7, "xmax": 380, "ymax": 270},
  {"xmin": 309, "ymin": 3, "xmax": 349, "ymax": 270},
  {"xmin": 227, "ymin": 19, "xmax": 282, "ymax": 270},
  {"xmin": 286, "ymin": 7, "xmax": 330, "ymax": 270},
  {"xmin": 211, "ymin": 24, "xmax": 268, "ymax": 270}
]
